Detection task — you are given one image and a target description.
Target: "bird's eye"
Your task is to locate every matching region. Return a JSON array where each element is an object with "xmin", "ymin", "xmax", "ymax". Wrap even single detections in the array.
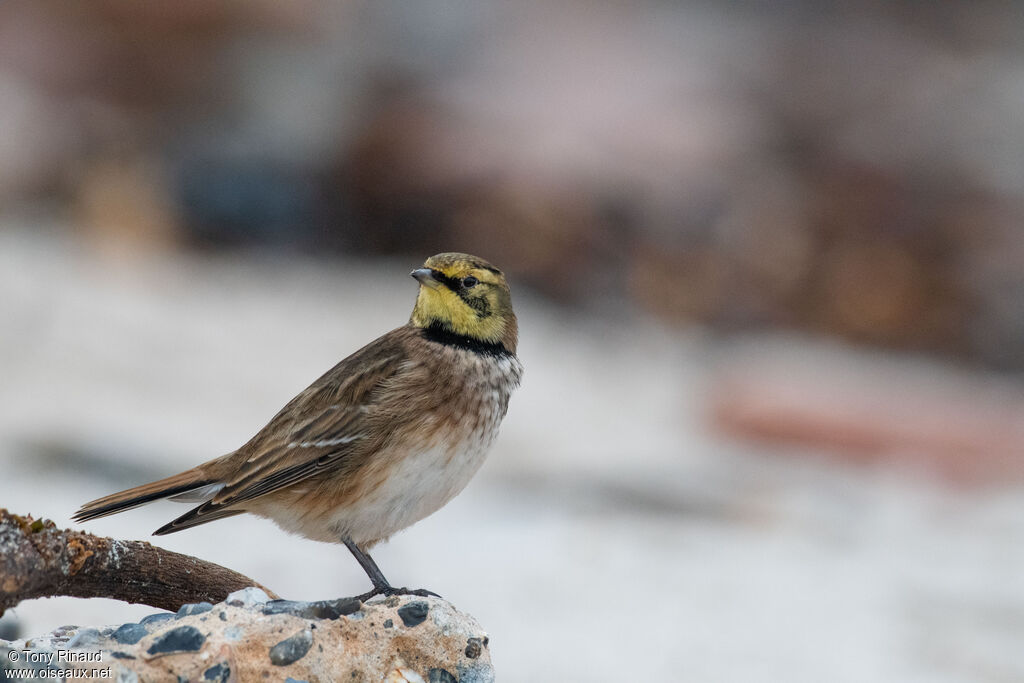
[{"xmin": 462, "ymin": 276, "xmax": 479, "ymax": 288}]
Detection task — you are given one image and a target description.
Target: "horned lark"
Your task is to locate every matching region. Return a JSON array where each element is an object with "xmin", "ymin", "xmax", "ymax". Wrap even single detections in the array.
[{"xmin": 74, "ymin": 253, "xmax": 523, "ymax": 599}]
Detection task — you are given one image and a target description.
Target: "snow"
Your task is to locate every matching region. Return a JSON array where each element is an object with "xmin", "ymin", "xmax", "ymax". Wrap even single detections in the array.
[{"xmin": 1, "ymin": 228, "xmax": 1022, "ymax": 681}]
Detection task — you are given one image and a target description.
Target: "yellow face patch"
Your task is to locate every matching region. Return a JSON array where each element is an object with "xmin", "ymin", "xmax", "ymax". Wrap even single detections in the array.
[{"xmin": 409, "ymin": 254, "xmax": 514, "ymax": 345}]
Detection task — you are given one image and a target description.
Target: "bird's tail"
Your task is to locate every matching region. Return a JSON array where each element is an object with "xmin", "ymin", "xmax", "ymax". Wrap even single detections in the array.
[{"xmin": 73, "ymin": 468, "xmax": 217, "ymax": 523}]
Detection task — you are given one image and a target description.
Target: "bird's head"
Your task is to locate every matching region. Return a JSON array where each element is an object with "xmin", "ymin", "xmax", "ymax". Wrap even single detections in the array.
[{"xmin": 410, "ymin": 252, "xmax": 517, "ymax": 353}]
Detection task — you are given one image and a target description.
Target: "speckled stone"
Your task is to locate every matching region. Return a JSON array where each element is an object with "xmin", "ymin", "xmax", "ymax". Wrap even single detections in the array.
[
  {"xmin": 147, "ymin": 625, "xmax": 205, "ymax": 655},
  {"xmin": 112, "ymin": 623, "xmax": 147, "ymax": 645},
  {"xmin": 66, "ymin": 627, "xmax": 102, "ymax": 648},
  {"xmin": 5, "ymin": 595, "xmax": 493, "ymax": 681},
  {"xmin": 176, "ymin": 601, "xmax": 214, "ymax": 618},
  {"xmin": 139, "ymin": 612, "xmax": 174, "ymax": 628},
  {"xmin": 203, "ymin": 661, "xmax": 230, "ymax": 681},
  {"xmin": 262, "ymin": 597, "xmax": 360, "ymax": 620},
  {"xmin": 397, "ymin": 601, "xmax": 430, "ymax": 627},
  {"xmin": 429, "ymin": 668, "xmax": 458, "ymax": 683},
  {"xmin": 0, "ymin": 614, "xmax": 19, "ymax": 641},
  {"xmin": 225, "ymin": 586, "xmax": 271, "ymax": 607},
  {"xmin": 465, "ymin": 637, "xmax": 483, "ymax": 659},
  {"xmin": 269, "ymin": 629, "xmax": 313, "ymax": 666}
]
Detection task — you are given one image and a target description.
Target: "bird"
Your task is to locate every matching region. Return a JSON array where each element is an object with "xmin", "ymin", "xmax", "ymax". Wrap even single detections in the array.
[{"xmin": 74, "ymin": 252, "xmax": 523, "ymax": 600}]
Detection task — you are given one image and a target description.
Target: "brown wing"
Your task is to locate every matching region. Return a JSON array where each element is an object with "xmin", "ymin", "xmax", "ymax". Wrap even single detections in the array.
[{"xmin": 154, "ymin": 327, "xmax": 418, "ymax": 535}]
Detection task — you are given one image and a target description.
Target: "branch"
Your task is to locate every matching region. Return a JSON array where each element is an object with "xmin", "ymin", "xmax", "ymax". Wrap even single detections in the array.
[{"xmin": 0, "ymin": 509, "xmax": 278, "ymax": 615}]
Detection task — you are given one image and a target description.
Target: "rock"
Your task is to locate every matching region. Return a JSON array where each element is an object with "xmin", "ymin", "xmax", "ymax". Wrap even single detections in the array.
[
  {"xmin": 397, "ymin": 601, "xmax": 429, "ymax": 627},
  {"xmin": 139, "ymin": 612, "xmax": 175, "ymax": 628},
  {"xmin": 386, "ymin": 667, "xmax": 426, "ymax": 683},
  {"xmin": 111, "ymin": 623, "xmax": 147, "ymax": 645},
  {"xmin": 226, "ymin": 586, "xmax": 271, "ymax": 607},
  {"xmin": 65, "ymin": 627, "xmax": 102, "ymax": 648},
  {"xmin": 203, "ymin": 661, "xmax": 231, "ymax": 681},
  {"xmin": 262, "ymin": 597, "xmax": 360, "ymax": 620},
  {"xmin": 0, "ymin": 595, "xmax": 493, "ymax": 681},
  {"xmin": 146, "ymin": 625, "xmax": 206, "ymax": 655},
  {"xmin": 429, "ymin": 669, "xmax": 458, "ymax": 683},
  {"xmin": 176, "ymin": 601, "xmax": 214, "ymax": 618},
  {"xmin": 268, "ymin": 629, "xmax": 313, "ymax": 666},
  {"xmin": 0, "ymin": 613, "xmax": 19, "ymax": 641},
  {"xmin": 465, "ymin": 637, "xmax": 484, "ymax": 659}
]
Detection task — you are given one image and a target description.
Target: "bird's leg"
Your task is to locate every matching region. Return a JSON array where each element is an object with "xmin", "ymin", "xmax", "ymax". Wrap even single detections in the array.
[
  {"xmin": 344, "ymin": 538, "xmax": 392, "ymax": 594},
  {"xmin": 343, "ymin": 538, "xmax": 441, "ymax": 601}
]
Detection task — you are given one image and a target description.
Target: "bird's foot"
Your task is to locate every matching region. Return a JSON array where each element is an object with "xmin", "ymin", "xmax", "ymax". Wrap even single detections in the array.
[{"xmin": 356, "ymin": 585, "xmax": 441, "ymax": 602}]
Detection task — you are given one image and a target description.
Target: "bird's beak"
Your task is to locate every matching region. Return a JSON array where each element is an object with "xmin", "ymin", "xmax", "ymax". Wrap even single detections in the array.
[{"xmin": 411, "ymin": 268, "xmax": 441, "ymax": 288}]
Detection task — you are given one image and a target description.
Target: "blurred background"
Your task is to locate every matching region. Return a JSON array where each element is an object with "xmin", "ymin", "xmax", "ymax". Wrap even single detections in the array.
[{"xmin": 2, "ymin": 0, "xmax": 1024, "ymax": 680}]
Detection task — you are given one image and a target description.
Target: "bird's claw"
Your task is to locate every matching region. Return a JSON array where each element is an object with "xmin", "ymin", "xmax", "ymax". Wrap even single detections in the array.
[
  {"xmin": 356, "ymin": 585, "xmax": 441, "ymax": 602},
  {"xmin": 398, "ymin": 587, "xmax": 441, "ymax": 598}
]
